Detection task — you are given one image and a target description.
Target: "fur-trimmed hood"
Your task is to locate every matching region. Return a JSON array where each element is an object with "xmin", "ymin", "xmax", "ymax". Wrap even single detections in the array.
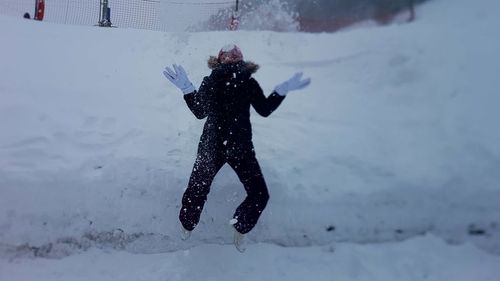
[{"xmin": 207, "ymin": 56, "xmax": 259, "ymax": 74}]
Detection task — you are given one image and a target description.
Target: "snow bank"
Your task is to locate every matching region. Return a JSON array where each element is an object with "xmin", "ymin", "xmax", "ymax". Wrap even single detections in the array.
[
  {"xmin": 2, "ymin": 234, "xmax": 500, "ymax": 281},
  {"xmin": 1, "ymin": 0, "xmax": 500, "ymax": 258}
]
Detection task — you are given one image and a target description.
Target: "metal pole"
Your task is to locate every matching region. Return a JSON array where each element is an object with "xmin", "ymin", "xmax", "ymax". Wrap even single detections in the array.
[
  {"xmin": 98, "ymin": 0, "xmax": 102, "ymax": 24},
  {"xmin": 98, "ymin": 0, "xmax": 112, "ymax": 27},
  {"xmin": 102, "ymin": 0, "xmax": 108, "ymax": 23}
]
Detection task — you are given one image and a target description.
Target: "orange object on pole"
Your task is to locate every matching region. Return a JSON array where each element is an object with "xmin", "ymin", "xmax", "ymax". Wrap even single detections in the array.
[
  {"xmin": 228, "ymin": 0, "xmax": 239, "ymax": 31},
  {"xmin": 229, "ymin": 15, "xmax": 239, "ymax": 31},
  {"xmin": 34, "ymin": 0, "xmax": 45, "ymax": 21}
]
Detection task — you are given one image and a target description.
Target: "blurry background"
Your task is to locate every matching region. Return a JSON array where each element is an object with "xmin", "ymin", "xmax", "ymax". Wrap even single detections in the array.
[{"xmin": 0, "ymin": 0, "xmax": 428, "ymax": 32}]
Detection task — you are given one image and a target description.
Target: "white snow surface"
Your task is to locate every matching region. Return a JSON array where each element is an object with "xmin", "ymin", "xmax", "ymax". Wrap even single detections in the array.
[
  {"xmin": 1, "ymin": 0, "xmax": 500, "ymax": 279},
  {"xmin": 2, "ymin": 235, "xmax": 500, "ymax": 281}
]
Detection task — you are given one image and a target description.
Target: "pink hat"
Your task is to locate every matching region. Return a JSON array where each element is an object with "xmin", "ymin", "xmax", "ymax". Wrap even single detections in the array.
[{"xmin": 218, "ymin": 44, "xmax": 243, "ymax": 64}]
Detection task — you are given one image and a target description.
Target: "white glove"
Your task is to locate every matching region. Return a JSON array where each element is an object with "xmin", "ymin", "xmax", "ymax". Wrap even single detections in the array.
[
  {"xmin": 274, "ymin": 72, "xmax": 311, "ymax": 96},
  {"xmin": 163, "ymin": 64, "xmax": 196, "ymax": 95}
]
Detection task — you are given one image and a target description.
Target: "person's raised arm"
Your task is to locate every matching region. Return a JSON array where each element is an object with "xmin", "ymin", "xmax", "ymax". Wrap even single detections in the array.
[
  {"xmin": 274, "ymin": 72, "xmax": 311, "ymax": 97},
  {"xmin": 163, "ymin": 64, "xmax": 212, "ymax": 119},
  {"xmin": 251, "ymin": 72, "xmax": 311, "ymax": 117},
  {"xmin": 163, "ymin": 64, "xmax": 195, "ymax": 94}
]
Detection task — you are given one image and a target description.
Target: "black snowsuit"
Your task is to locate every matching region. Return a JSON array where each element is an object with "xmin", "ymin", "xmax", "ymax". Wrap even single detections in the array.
[{"xmin": 180, "ymin": 60, "xmax": 285, "ymax": 234}]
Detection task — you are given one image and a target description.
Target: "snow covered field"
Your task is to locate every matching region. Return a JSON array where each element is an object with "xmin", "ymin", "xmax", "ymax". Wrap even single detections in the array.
[
  {"xmin": 1, "ymin": 0, "xmax": 500, "ymax": 279},
  {"xmin": 2, "ymin": 235, "xmax": 499, "ymax": 281}
]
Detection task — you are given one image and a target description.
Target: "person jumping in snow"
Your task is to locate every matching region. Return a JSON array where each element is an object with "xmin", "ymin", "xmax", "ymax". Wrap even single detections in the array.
[{"xmin": 163, "ymin": 44, "xmax": 310, "ymax": 252}]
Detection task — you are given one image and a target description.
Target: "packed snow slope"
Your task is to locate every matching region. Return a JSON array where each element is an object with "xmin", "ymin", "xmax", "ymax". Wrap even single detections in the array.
[{"xmin": 1, "ymin": 0, "xmax": 500, "ymax": 257}]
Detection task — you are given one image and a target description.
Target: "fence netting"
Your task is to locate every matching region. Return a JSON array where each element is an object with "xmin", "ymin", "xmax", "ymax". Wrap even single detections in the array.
[
  {"xmin": 0, "ymin": 0, "xmax": 235, "ymax": 31},
  {"xmin": 0, "ymin": 0, "xmax": 420, "ymax": 32}
]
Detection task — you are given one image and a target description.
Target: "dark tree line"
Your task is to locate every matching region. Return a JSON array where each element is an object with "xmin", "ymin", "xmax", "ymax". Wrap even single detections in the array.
[{"xmin": 295, "ymin": 0, "xmax": 423, "ymax": 31}]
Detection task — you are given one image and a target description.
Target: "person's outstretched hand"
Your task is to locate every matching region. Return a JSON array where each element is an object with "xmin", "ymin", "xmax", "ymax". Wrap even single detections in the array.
[
  {"xmin": 274, "ymin": 72, "xmax": 311, "ymax": 96},
  {"xmin": 163, "ymin": 64, "xmax": 196, "ymax": 94}
]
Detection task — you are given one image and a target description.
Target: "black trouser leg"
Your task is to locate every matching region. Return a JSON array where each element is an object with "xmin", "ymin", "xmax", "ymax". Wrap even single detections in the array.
[
  {"xmin": 228, "ymin": 155, "xmax": 270, "ymax": 234},
  {"xmin": 179, "ymin": 151, "xmax": 224, "ymax": 231}
]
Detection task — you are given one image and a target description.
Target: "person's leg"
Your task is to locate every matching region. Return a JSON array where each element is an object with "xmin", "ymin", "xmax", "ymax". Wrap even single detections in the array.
[
  {"xmin": 179, "ymin": 151, "xmax": 224, "ymax": 231},
  {"xmin": 227, "ymin": 155, "xmax": 269, "ymax": 234}
]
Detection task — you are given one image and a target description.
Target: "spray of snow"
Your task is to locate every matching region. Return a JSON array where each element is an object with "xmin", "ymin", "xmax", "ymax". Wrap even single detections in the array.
[
  {"xmin": 185, "ymin": 0, "xmax": 299, "ymax": 32},
  {"xmin": 237, "ymin": 0, "xmax": 299, "ymax": 32}
]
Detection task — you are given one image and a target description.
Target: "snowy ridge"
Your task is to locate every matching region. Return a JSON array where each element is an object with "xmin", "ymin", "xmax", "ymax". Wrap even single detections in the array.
[
  {"xmin": 2, "ymin": 234, "xmax": 500, "ymax": 281},
  {"xmin": 1, "ymin": 0, "xmax": 500, "ymax": 262},
  {"xmin": 1, "ymin": 188, "xmax": 499, "ymax": 260}
]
